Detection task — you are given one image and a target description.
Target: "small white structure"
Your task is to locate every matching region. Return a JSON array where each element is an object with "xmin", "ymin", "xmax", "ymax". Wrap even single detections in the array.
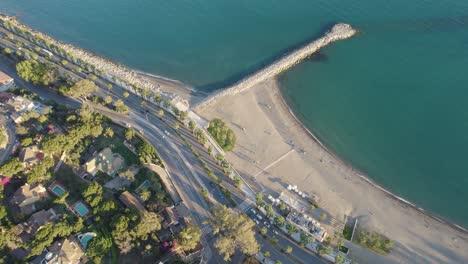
[{"xmin": 0, "ymin": 70, "xmax": 14, "ymax": 91}]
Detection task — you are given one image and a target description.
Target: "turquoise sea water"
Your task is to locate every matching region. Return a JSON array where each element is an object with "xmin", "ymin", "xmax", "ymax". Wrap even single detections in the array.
[{"xmin": 2, "ymin": 0, "xmax": 468, "ymax": 226}]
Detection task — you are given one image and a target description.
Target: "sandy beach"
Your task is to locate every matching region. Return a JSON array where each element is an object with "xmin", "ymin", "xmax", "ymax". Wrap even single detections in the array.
[{"xmin": 195, "ymin": 79, "xmax": 468, "ymax": 264}]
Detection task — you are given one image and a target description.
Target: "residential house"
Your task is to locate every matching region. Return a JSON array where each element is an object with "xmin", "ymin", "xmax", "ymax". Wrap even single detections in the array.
[
  {"xmin": 45, "ymin": 236, "xmax": 88, "ymax": 264},
  {"xmin": 119, "ymin": 191, "xmax": 147, "ymax": 215},
  {"xmin": 10, "ymin": 183, "xmax": 48, "ymax": 215},
  {"xmin": 162, "ymin": 207, "xmax": 179, "ymax": 229},
  {"xmin": 10, "ymin": 209, "xmax": 59, "ymax": 259},
  {"xmin": 83, "ymin": 147, "xmax": 124, "ymax": 176},
  {"xmin": 12, "ymin": 208, "xmax": 59, "ymax": 243},
  {"xmin": 5, "ymin": 96, "xmax": 34, "ymax": 112},
  {"xmin": 0, "ymin": 70, "xmax": 14, "ymax": 91},
  {"xmin": 19, "ymin": 145, "xmax": 45, "ymax": 167}
]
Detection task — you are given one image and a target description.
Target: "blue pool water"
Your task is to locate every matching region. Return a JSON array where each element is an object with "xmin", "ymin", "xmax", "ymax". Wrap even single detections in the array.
[
  {"xmin": 74, "ymin": 202, "xmax": 90, "ymax": 217},
  {"xmin": 51, "ymin": 185, "xmax": 66, "ymax": 196},
  {"xmin": 2, "ymin": 0, "xmax": 468, "ymax": 227},
  {"xmin": 79, "ymin": 233, "xmax": 96, "ymax": 248}
]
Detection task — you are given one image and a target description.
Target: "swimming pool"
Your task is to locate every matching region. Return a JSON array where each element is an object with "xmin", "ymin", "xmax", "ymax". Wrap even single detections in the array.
[
  {"xmin": 79, "ymin": 232, "xmax": 96, "ymax": 248},
  {"xmin": 74, "ymin": 202, "xmax": 90, "ymax": 217},
  {"xmin": 136, "ymin": 180, "xmax": 151, "ymax": 192},
  {"xmin": 51, "ymin": 185, "xmax": 66, "ymax": 196}
]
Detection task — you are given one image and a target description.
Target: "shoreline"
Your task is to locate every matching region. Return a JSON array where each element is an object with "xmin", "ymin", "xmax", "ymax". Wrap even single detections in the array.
[
  {"xmin": 196, "ymin": 79, "xmax": 468, "ymax": 263},
  {"xmin": 276, "ymin": 84, "xmax": 468, "ymax": 234},
  {"xmin": 2, "ymin": 12, "xmax": 468, "ymax": 262}
]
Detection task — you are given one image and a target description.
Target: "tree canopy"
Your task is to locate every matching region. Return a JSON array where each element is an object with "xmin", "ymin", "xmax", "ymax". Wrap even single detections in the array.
[
  {"xmin": 208, "ymin": 205, "xmax": 259, "ymax": 261},
  {"xmin": 16, "ymin": 60, "xmax": 58, "ymax": 86},
  {"xmin": 67, "ymin": 79, "xmax": 98, "ymax": 98},
  {"xmin": 207, "ymin": 118, "xmax": 236, "ymax": 151},
  {"xmin": 177, "ymin": 226, "xmax": 202, "ymax": 251}
]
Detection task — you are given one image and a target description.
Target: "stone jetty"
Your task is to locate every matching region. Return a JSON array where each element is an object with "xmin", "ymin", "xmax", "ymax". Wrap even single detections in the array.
[{"xmin": 194, "ymin": 23, "xmax": 357, "ymax": 110}]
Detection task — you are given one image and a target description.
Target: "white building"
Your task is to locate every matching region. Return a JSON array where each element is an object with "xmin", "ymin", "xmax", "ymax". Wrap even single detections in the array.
[{"xmin": 0, "ymin": 70, "xmax": 14, "ymax": 91}]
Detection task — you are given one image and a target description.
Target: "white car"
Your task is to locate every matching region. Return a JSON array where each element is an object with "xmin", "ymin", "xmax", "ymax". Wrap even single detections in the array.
[
  {"xmin": 273, "ymin": 230, "xmax": 279, "ymax": 235},
  {"xmin": 250, "ymin": 208, "xmax": 257, "ymax": 215},
  {"xmin": 254, "ymin": 219, "xmax": 260, "ymax": 225},
  {"xmin": 257, "ymin": 215, "xmax": 263, "ymax": 220}
]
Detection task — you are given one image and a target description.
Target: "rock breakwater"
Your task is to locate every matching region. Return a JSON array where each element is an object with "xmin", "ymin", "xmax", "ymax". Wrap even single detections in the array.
[{"xmin": 194, "ymin": 23, "xmax": 357, "ymax": 111}]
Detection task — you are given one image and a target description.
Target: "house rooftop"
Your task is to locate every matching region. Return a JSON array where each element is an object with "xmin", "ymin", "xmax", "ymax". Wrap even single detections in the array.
[
  {"xmin": 19, "ymin": 145, "xmax": 44, "ymax": 165},
  {"xmin": 12, "ymin": 208, "xmax": 59, "ymax": 243},
  {"xmin": 84, "ymin": 147, "xmax": 125, "ymax": 176},
  {"xmin": 0, "ymin": 70, "xmax": 13, "ymax": 85},
  {"xmin": 47, "ymin": 236, "xmax": 87, "ymax": 264},
  {"xmin": 10, "ymin": 183, "xmax": 48, "ymax": 215}
]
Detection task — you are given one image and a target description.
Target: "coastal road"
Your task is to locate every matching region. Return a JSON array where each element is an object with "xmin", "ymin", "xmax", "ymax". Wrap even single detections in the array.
[{"xmin": 0, "ymin": 28, "xmax": 323, "ymax": 264}]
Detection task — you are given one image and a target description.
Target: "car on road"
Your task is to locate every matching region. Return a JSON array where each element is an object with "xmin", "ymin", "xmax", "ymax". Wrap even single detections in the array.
[
  {"xmin": 264, "ymin": 222, "xmax": 271, "ymax": 228},
  {"xmin": 250, "ymin": 208, "xmax": 257, "ymax": 215},
  {"xmin": 254, "ymin": 219, "xmax": 260, "ymax": 225},
  {"xmin": 273, "ymin": 230, "xmax": 279, "ymax": 235},
  {"xmin": 257, "ymin": 214, "xmax": 263, "ymax": 221},
  {"xmin": 164, "ymin": 130, "xmax": 170, "ymax": 136}
]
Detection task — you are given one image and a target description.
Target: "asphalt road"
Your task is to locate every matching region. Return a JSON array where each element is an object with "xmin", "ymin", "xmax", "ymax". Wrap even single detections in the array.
[{"xmin": 0, "ymin": 26, "xmax": 323, "ymax": 264}]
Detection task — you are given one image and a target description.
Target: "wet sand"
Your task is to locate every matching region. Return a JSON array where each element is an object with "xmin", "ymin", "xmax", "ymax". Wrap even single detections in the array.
[{"xmin": 195, "ymin": 79, "xmax": 468, "ymax": 264}]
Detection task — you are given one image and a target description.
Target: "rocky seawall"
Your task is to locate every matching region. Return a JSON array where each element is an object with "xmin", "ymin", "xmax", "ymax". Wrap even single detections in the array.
[
  {"xmin": 194, "ymin": 23, "xmax": 357, "ymax": 111},
  {"xmin": 0, "ymin": 15, "xmax": 162, "ymax": 97}
]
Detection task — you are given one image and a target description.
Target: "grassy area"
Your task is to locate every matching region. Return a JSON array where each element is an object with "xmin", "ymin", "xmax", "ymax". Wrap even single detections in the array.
[
  {"xmin": 112, "ymin": 142, "xmax": 139, "ymax": 166},
  {"xmin": 343, "ymin": 225, "xmax": 353, "ymax": 240},
  {"xmin": 354, "ymin": 229, "xmax": 393, "ymax": 255}
]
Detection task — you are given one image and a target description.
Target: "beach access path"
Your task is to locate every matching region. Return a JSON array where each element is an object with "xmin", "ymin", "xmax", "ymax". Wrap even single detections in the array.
[{"xmin": 195, "ymin": 79, "xmax": 468, "ymax": 264}]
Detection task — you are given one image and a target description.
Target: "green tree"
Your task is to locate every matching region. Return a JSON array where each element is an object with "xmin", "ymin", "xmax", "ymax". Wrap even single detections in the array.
[
  {"xmin": 68, "ymin": 79, "xmax": 98, "ymax": 98},
  {"xmin": 177, "ymin": 226, "xmax": 202, "ymax": 251},
  {"xmin": 255, "ymin": 193, "xmax": 265, "ymax": 207},
  {"xmin": 207, "ymin": 118, "xmax": 237, "ymax": 151},
  {"xmin": 114, "ymin": 99, "xmax": 129, "ymax": 114},
  {"xmin": 154, "ymin": 93, "xmax": 162, "ymax": 104},
  {"xmin": 104, "ymin": 95, "xmax": 113, "ymax": 104},
  {"xmin": 123, "ymin": 91, "xmax": 129, "ymax": 98},
  {"xmin": 125, "ymin": 128, "xmax": 136, "ymax": 141},
  {"xmin": 27, "ymin": 156, "xmax": 55, "ymax": 184},
  {"xmin": 265, "ymin": 204, "xmax": 274, "ymax": 218},
  {"xmin": 0, "ymin": 157, "xmax": 23, "ymax": 176},
  {"xmin": 284, "ymin": 246, "xmax": 292, "ymax": 254},
  {"xmin": 20, "ymin": 137, "xmax": 33, "ymax": 147},
  {"xmin": 264, "ymin": 251, "xmax": 270, "ymax": 257},
  {"xmin": 260, "ymin": 226, "xmax": 267, "ymax": 236},
  {"xmin": 173, "ymin": 123, "xmax": 180, "ymax": 130},
  {"xmin": 82, "ymin": 182, "xmax": 103, "ymax": 208},
  {"xmin": 335, "ymin": 255, "xmax": 345, "ymax": 264},
  {"xmin": 188, "ymin": 120, "xmax": 196, "ymax": 131},
  {"xmin": 274, "ymin": 216, "xmax": 285, "ymax": 227},
  {"xmin": 16, "ymin": 60, "xmax": 57, "ymax": 85},
  {"xmin": 135, "ymin": 212, "xmax": 162, "ymax": 238},
  {"xmin": 140, "ymin": 190, "xmax": 151, "ymax": 201},
  {"xmin": 87, "ymin": 235, "xmax": 113, "ymax": 263},
  {"xmin": 208, "ymin": 205, "xmax": 259, "ymax": 261},
  {"xmin": 53, "ymin": 192, "xmax": 69, "ymax": 205},
  {"xmin": 4, "ymin": 47, "xmax": 12, "ymax": 54},
  {"xmin": 233, "ymin": 175, "xmax": 242, "ymax": 188},
  {"xmin": 157, "ymin": 109, "xmax": 164, "ymax": 117},
  {"xmin": 104, "ymin": 127, "xmax": 114, "ymax": 138}
]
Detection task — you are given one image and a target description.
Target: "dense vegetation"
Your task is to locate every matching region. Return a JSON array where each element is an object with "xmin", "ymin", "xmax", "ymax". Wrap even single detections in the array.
[
  {"xmin": 16, "ymin": 59, "xmax": 58, "ymax": 85},
  {"xmin": 207, "ymin": 118, "xmax": 236, "ymax": 151},
  {"xmin": 357, "ymin": 230, "xmax": 393, "ymax": 255},
  {"xmin": 208, "ymin": 204, "xmax": 259, "ymax": 261}
]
